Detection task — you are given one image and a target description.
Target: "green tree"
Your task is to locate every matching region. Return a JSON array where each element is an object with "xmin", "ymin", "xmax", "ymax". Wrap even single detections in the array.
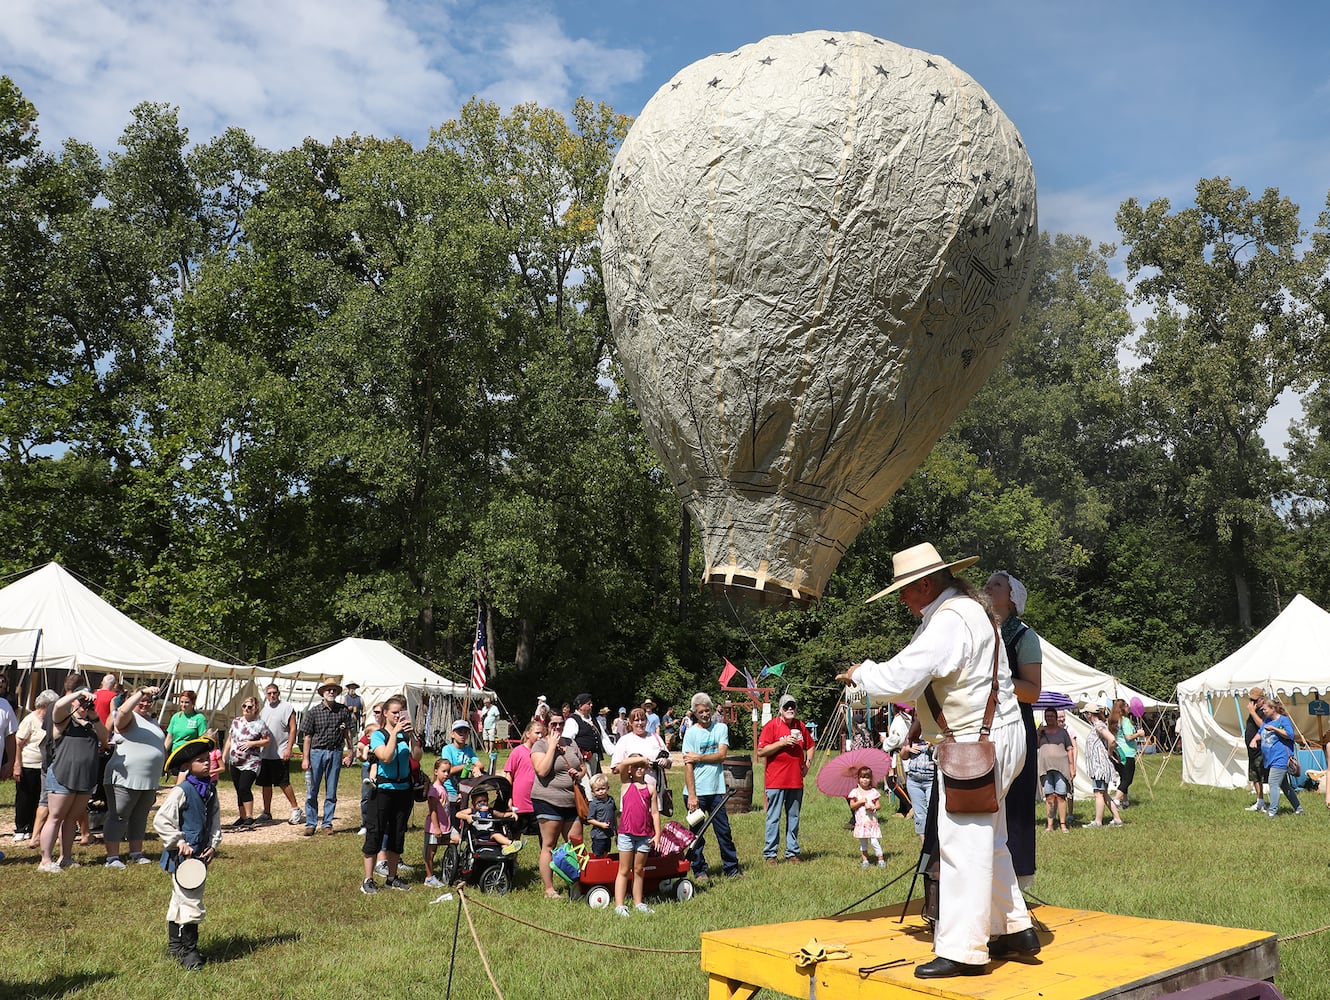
[{"xmin": 1116, "ymin": 178, "xmax": 1328, "ymax": 629}]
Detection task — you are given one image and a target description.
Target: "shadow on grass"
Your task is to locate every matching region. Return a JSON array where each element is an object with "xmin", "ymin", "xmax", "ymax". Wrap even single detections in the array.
[
  {"xmin": 0, "ymin": 972, "xmax": 106, "ymax": 997},
  {"xmin": 203, "ymin": 930, "xmax": 301, "ymax": 963}
]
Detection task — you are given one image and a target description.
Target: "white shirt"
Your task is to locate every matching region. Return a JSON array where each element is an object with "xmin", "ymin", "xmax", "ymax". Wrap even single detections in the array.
[{"xmin": 855, "ymin": 587, "xmax": 1019, "ymax": 740}]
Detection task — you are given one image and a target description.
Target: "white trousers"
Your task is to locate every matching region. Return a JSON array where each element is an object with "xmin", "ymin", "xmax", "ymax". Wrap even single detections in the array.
[
  {"xmin": 935, "ymin": 719, "xmax": 1031, "ymax": 965},
  {"xmin": 167, "ymin": 880, "xmax": 207, "ymax": 924}
]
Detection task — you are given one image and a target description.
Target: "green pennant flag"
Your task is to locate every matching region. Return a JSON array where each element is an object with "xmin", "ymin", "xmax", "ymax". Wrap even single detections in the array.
[{"xmin": 761, "ymin": 662, "xmax": 786, "ymax": 678}]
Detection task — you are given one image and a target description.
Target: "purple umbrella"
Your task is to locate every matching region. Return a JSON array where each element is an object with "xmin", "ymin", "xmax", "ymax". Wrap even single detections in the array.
[{"xmin": 1033, "ymin": 690, "xmax": 1074, "ymax": 711}]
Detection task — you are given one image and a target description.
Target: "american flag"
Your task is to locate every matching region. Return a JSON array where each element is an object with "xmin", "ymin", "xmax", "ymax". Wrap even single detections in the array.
[{"xmin": 471, "ymin": 605, "xmax": 488, "ymax": 691}]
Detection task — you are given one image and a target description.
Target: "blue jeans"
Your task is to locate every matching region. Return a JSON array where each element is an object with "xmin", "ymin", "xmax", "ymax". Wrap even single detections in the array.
[
  {"xmin": 1266, "ymin": 766, "xmax": 1301, "ymax": 815},
  {"xmin": 763, "ymin": 787, "xmax": 803, "ymax": 859},
  {"xmin": 689, "ymin": 792, "xmax": 740, "ymax": 876},
  {"xmin": 305, "ymin": 749, "xmax": 342, "ymax": 829},
  {"xmin": 906, "ymin": 773, "xmax": 934, "ymax": 838}
]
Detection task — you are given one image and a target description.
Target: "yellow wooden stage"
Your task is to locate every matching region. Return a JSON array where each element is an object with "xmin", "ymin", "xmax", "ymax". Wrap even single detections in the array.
[{"xmin": 700, "ymin": 900, "xmax": 1278, "ymax": 1000}]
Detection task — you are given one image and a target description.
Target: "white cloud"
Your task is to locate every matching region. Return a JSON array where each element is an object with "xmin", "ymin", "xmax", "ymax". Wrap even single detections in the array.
[{"xmin": 0, "ymin": 0, "xmax": 645, "ymax": 156}]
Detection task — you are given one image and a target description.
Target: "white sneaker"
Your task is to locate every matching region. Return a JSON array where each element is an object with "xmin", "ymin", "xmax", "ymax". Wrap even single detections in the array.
[
  {"xmin": 289, "ymin": 808, "xmax": 305, "ymax": 825},
  {"xmin": 397, "ymin": 863, "xmax": 414, "ymax": 874},
  {"xmin": 614, "ymin": 905, "xmax": 630, "ymax": 917},
  {"xmin": 356, "ymin": 827, "xmax": 367, "ymax": 837},
  {"xmin": 130, "ymin": 854, "xmax": 152, "ymax": 864},
  {"xmin": 634, "ymin": 903, "xmax": 655, "ymax": 915},
  {"xmin": 105, "ymin": 858, "xmax": 126, "ymax": 870},
  {"xmin": 39, "ymin": 860, "xmax": 63, "ymax": 873},
  {"xmin": 374, "ymin": 860, "xmax": 388, "ymax": 877},
  {"xmin": 424, "ymin": 876, "xmax": 445, "ymax": 888},
  {"xmin": 1245, "ymin": 801, "xmax": 1264, "ymax": 811}
]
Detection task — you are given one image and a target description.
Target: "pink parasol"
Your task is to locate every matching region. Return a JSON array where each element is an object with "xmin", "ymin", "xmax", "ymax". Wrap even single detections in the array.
[{"xmin": 816, "ymin": 747, "xmax": 895, "ymax": 798}]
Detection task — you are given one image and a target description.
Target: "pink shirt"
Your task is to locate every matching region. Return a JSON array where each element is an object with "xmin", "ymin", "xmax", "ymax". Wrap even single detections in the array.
[
  {"xmin": 505, "ymin": 743, "xmax": 535, "ymax": 813},
  {"xmin": 620, "ymin": 781, "xmax": 654, "ymax": 837},
  {"xmin": 427, "ymin": 781, "xmax": 452, "ymax": 836}
]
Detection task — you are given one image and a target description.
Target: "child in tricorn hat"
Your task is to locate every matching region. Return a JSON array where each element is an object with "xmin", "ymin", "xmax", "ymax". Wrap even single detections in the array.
[{"xmin": 154, "ymin": 737, "xmax": 222, "ymax": 970}]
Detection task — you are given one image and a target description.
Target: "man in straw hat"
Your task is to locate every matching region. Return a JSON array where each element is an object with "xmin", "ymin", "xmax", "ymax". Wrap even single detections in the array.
[
  {"xmin": 298, "ymin": 678, "xmax": 355, "ymax": 836},
  {"xmin": 839, "ymin": 542, "xmax": 1036, "ymax": 979},
  {"xmin": 155, "ymin": 737, "xmax": 222, "ymax": 970}
]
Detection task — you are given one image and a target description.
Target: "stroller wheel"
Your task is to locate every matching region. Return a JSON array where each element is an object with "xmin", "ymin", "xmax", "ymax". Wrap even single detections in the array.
[
  {"xmin": 479, "ymin": 863, "xmax": 511, "ymax": 895},
  {"xmin": 586, "ymin": 885, "xmax": 612, "ymax": 909},
  {"xmin": 439, "ymin": 845, "xmax": 459, "ymax": 885},
  {"xmin": 673, "ymin": 878, "xmax": 695, "ymax": 903}
]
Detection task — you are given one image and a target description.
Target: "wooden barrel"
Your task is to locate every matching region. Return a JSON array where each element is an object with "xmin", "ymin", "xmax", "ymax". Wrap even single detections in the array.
[{"xmin": 722, "ymin": 755, "xmax": 754, "ymax": 814}]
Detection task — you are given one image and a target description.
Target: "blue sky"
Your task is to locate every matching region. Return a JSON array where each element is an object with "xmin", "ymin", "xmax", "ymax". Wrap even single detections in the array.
[{"xmin": 4, "ymin": 0, "xmax": 1328, "ymax": 443}]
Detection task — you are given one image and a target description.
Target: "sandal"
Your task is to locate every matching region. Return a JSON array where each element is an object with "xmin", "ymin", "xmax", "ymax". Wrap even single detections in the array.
[{"xmin": 543, "ymin": 890, "xmax": 564, "ymax": 900}]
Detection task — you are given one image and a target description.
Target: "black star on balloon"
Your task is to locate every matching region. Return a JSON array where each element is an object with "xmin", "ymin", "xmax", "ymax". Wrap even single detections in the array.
[
  {"xmin": 759, "ymin": 56, "xmax": 774, "ymax": 66},
  {"xmin": 1010, "ymin": 206, "xmax": 1019, "ymax": 218},
  {"xmin": 670, "ymin": 81, "xmax": 681, "ymax": 90},
  {"xmin": 983, "ymin": 169, "xmax": 991, "ymax": 181},
  {"xmin": 1016, "ymin": 137, "xmax": 1024, "ymax": 149},
  {"xmin": 823, "ymin": 37, "xmax": 838, "ymax": 45},
  {"xmin": 980, "ymin": 99, "xmax": 991, "ymax": 113},
  {"xmin": 875, "ymin": 64, "xmax": 888, "ymax": 76},
  {"xmin": 982, "ymin": 223, "xmax": 991, "ymax": 235},
  {"xmin": 968, "ymin": 225, "xmax": 979, "ymax": 238},
  {"xmin": 1004, "ymin": 257, "xmax": 1013, "ymax": 269},
  {"xmin": 1004, "ymin": 238, "xmax": 1012, "ymax": 249},
  {"xmin": 933, "ymin": 91, "xmax": 947, "ymax": 104},
  {"xmin": 925, "ymin": 58, "xmax": 938, "ymax": 68},
  {"xmin": 707, "ymin": 77, "xmax": 721, "ymax": 88},
  {"xmin": 819, "ymin": 63, "xmax": 832, "ymax": 76},
  {"xmin": 980, "ymin": 194, "xmax": 989, "ymax": 207},
  {"xmin": 970, "ymin": 174, "xmax": 981, "ymax": 184}
]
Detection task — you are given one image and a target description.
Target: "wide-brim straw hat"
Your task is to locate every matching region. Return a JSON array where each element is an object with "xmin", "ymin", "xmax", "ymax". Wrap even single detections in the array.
[
  {"xmin": 866, "ymin": 542, "xmax": 979, "ymax": 603},
  {"xmin": 317, "ymin": 677, "xmax": 343, "ymax": 695}
]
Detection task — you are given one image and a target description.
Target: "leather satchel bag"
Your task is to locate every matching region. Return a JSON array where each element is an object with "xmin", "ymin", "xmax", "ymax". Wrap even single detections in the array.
[{"xmin": 923, "ymin": 620, "xmax": 1002, "ymax": 815}]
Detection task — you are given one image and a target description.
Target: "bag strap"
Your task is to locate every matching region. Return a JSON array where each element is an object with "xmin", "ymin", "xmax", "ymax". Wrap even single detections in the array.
[{"xmin": 923, "ymin": 609, "xmax": 1001, "ymax": 743}]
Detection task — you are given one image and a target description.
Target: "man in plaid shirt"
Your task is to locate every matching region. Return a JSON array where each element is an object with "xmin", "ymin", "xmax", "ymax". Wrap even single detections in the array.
[{"xmin": 300, "ymin": 678, "xmax": 355, "ymax": 835}]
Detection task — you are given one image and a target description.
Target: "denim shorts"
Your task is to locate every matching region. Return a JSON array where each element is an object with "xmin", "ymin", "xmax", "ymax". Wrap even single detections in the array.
[
  {"xmin": 1042, "ymin": 771, "xmax": 1069, "ymax": 797},
  {"xmin": 1092, "ymin": 778, "xmax": 1110, "ymax": 792},
  {"xmin": 617, "ymin": 832, "xmax": 653, "ymax": 854},
  {"xmin": 531, "ymin": 798, "xmax": 578, "ymax": 823},
  {"xmin": 45, "ymin": 769, "xmax": 73, "ymax": 797}
]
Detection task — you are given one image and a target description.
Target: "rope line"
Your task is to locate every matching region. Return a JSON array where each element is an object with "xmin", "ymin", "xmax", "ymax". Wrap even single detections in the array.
[
  {"xmin": 830, "ymin": 861, "xmax": 916, "ymax": 916},
  {"xmin": 459, "ymin": 890, "xmax": 507, "ymax": 999},
  {"xmin": 1023, "ymin": 890, "xmax": 1330, "ymax": 945},
  {"xmin": 459, "ymin": 892, "xmax": 702, "ymax": 955}
]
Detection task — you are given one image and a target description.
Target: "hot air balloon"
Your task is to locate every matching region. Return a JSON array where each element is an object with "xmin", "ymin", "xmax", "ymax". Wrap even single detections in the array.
[{"xmin": 602, "ymin": 31, "xmax": 1037, "ymax": 604}]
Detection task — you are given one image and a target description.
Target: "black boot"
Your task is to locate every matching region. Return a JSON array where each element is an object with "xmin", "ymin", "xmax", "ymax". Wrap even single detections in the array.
[
  {"xmin": 166, "ymin": 922, "xmax": 184, "ymax": 961},
  {"xmin": 179, "ymin": 922, "xmax": 205, "ymax": 970}
]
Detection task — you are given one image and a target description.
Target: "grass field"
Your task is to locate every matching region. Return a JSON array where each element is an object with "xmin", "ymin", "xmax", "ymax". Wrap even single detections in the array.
[{"xmin": 3, "ymin": 753, "xmax": 1327, "ymax": 1000}]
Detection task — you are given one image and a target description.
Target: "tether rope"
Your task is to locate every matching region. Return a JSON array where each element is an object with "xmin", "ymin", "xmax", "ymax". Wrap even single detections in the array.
[
  {"xmin": 459, "ymin": 891, "xmax": 702, "ymax": 954},
  {"xmin": 459, "ymin": 890, "xmax": 506, "ymax": 999},
  {"xmin": 1023, "ymin": 890, "xmax": 1330, "ymax": 944}
]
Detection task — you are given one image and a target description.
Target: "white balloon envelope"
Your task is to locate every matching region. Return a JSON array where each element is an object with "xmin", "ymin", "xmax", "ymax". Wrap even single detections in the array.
[{"xmin": 602, "ymin": 31, "xmax": 1037, "ymax": 604}]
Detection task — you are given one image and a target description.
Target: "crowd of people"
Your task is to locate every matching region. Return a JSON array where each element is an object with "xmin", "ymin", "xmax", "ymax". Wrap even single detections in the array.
[{"xmin": 2, "ymin": 542, "xmax": 1326, "ymax": 977}]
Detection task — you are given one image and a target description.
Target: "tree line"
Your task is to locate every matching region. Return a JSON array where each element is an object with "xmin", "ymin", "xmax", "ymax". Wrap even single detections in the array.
[{"xmin": 3, "ymin": 76, "xmax": 1329, "ymax": 723}]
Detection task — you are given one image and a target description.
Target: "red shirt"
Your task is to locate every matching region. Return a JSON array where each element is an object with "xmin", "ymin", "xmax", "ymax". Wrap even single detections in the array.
[
  {"xmin": 759, "ymin": 717, "xmax": 812, "ymax": 790},
  {"xmin": 94, "ymin": 688, "xmax": 117, "ymax": 726}
]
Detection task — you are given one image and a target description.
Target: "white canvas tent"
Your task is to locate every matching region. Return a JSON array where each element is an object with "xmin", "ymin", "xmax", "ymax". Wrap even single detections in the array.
[
  {"xmin": 1176, "ymin": 594, "xmax": 1330, "ymax": 789},
  {"xmin": 0, "ymin": 562, "xmax": 327, "ymax": 725},
  {"xmin": 273, "ymin": 637, "xmax": 492, "ymax": 748}
]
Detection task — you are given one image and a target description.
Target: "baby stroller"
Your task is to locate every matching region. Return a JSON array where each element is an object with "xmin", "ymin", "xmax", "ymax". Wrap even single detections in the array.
[{"xmin": 449, "ymin": 774, "xmax": 519, "ymax": 894}]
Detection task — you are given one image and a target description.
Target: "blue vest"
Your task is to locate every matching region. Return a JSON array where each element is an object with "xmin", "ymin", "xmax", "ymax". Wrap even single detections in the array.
[{"xmin": 161, "ymin": 780, "xmax": 217, "ymax": 874}]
